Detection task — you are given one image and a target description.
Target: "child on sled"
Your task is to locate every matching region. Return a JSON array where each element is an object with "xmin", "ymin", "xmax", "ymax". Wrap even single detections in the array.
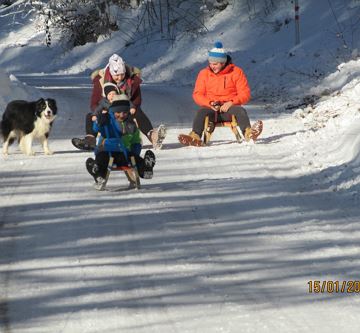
[{"xmin": 86, "ymin": 96, "xmax": 156, "ymax": 191}]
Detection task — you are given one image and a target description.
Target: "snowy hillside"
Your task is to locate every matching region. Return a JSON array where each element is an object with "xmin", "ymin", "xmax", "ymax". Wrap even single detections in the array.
[{"xmin": 1, "ymin": 1, "xmax": 360, "ymax": 332}]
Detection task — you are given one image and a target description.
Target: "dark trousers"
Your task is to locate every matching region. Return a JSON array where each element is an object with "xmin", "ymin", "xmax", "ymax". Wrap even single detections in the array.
[
  {"xmin": 95, "ymin": 151, "xmax": 145, "ymax": 178},
  {"xmin": 85, "ymin": 108, "xmax": 154, "ymax": 138},
  {"xmin": 192, "ymin": 106, "xmax": 251, "ymax": 136},
  {"xmin": 86, "ymin": 113, "xmax": 97, "ymax": 137},
  {"xmin": 131, "ymin": 108, "xmax": 153, "ymax": 138}
]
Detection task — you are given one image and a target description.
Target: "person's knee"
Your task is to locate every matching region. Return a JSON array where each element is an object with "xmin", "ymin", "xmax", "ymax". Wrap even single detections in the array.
[
  {"xmin": 229, "ymin": 106, "xmax": 247, "ymax": 115},
  {"xmin": 195, "ymin": 108, "xmax": 215, "ymax": 121},
  {"xmin": 198, "ymin": 108, "xmax": 213, "ymax": 115}
]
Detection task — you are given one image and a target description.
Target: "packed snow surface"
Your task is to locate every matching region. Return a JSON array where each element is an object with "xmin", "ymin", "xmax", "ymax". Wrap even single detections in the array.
[{"xmin": 1, "ymin": 1, "xmax": 360, "ymax": 332}]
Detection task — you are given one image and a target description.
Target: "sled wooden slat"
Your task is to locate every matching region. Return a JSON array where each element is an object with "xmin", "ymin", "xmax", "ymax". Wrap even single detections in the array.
[
  {"xmin": 106, "ymin": 156, "xmax": 141, "ymax": 189},
  {"xmin": 203, "ymin": 115, "xmax": 242, "ymax": 144}
]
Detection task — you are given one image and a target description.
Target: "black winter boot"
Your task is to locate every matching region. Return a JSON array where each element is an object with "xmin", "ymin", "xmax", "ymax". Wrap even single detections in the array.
[
  {"xmin": 86, "ymin": 157, "xmax": 99, "ymax": 181},
  {"xmin": 72, "ymin": 135, "xmax": 96, "ymax": 151},
  {"xmin": 143, "ymin": 150, "xmax": 156, "ymax": 179}
]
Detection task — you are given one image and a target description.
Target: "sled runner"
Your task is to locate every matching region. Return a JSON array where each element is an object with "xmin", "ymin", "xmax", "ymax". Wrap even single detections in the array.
[
  {"xmin": 203, "ymin": 115, "xmax": 242, "ymax": 145},
  {"xmin": 178, "ymin": 118, "xmax": 263, "ymax": 147},
  {"xmin": 86, "ymin": 155, "xmax": 140, "ymax": 191},
  {"xmin": 102, "ymin": 149, "xmax": 155, "ymax": 191},
  {"xmin": 203, "ymin": 116, "xmax": 263, "ymax": 145},
  {"xmin": 105, "ymin": 155, "xmax": 141, "ymax": 190},
  {"xmin": 87, "ymin": 154, "xmax": 141, "ymax": 191}
]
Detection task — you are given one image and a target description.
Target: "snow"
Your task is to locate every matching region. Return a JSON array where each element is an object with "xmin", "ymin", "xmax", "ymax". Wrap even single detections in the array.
[{"xmin": 1, "ymin": 1, "xmax": 360, "ymax": 332}]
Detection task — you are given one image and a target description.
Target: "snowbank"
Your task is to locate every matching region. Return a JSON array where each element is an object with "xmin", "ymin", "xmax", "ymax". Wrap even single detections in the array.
[
  {"xmin": 292, "ymin": 63, "xmax": 360, "ymax": 203},
  {"xmin": 310, "ymin": 58, "xmax": 360, "ymax": 97},
  {"xmin": 0, "ymin": 69, "xmax": 35, "ymax": 113}
]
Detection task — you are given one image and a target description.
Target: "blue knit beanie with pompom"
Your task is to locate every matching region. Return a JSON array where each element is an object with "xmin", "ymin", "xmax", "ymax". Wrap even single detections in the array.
[{"xmin": 208, "ymin": 41, "xmax": 227, "ymax": 63}]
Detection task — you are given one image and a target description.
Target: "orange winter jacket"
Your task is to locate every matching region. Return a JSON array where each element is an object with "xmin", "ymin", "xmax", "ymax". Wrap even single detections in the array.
[{"xmin": 193, "ymin": 63, "xmax": 251, "ymax": 107}]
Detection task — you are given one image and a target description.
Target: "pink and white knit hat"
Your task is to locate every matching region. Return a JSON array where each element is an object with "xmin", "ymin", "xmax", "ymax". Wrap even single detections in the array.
[{"xmin": 108, "ymin": 54, "xmax": 126, "ymax": 76}]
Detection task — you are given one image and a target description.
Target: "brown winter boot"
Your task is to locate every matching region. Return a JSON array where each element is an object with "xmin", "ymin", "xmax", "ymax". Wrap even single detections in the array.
[
  {"xmin": 251, "ymin": 120, "xmax": 263, "ymax": 141},
  {"xmin": 72, "ymin": 135, "xmax": 96, "ymax": 151},
  {"xmin": 244, "ymin": 120, "xmax": 263, "ymax": 142},
  {"xmin": 178, "ymin": 131, "xmax": 204, "ymax": 147},
  {"xmin": 150, "ymin": 130, "xmax": 159, "ymax": 148}
]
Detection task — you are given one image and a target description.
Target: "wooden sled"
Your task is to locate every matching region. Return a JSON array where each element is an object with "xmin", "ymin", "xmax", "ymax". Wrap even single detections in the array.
[
  {"xmin": 203, "ymin": 115, "xmax": 242, "ymax": 145},
  {"xmin": 105, "ymin": 155, "xmax": 141, "ymax": 190}
]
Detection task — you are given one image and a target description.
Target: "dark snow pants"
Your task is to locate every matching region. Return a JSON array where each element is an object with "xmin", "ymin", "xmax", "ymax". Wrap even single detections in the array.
[{"xmin": 192, "ymin": 106, "xmax": 251, "ymax": 136}]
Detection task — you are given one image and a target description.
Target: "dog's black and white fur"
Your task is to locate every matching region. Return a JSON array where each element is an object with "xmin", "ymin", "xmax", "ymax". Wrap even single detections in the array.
[{"xmin": 1, "ymin": 98, "xmax": 57, "ymax": 156}]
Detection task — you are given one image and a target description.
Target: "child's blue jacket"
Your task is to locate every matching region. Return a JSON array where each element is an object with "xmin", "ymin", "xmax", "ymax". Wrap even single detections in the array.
[{"xmin": 93, "ymin": 112, "xmax": 141, "ymax": 157}]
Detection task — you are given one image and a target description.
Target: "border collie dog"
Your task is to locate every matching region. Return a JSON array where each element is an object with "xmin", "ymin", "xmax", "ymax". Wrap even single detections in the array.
[{"xmin": 1, "ymin": 98, "xmax": 57, "ymax": 156}]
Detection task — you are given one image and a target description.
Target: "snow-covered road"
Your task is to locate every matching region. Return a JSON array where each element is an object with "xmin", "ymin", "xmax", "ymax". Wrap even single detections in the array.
[{"xmin": 1, "ymin": 76, "xmax": 360, "ymax": 333}]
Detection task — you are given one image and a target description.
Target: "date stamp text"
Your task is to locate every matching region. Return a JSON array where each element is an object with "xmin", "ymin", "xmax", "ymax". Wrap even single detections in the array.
[{"xmin": 308, "ymin": 280, "xmax": 360, "ymax": 293}]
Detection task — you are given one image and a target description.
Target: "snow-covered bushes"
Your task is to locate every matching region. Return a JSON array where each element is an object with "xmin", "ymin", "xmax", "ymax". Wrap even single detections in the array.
[{"xmin": 36, "ymin": 0, "xmax": 120, "ymax": 47}]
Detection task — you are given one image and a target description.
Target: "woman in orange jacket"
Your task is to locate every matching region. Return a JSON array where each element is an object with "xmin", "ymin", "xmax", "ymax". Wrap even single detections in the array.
[{"xmin": 181, "ymin": 41, "xmax": 261, "ymax": 145}]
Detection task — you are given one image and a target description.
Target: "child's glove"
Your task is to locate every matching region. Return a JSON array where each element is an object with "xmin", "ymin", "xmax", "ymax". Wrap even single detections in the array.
[
  {"xmin": 97, "ymin": 112, "xmax": 109, "ymax": 126},
  {"xmin": 125, "ymin": 120, "xmax": 137, "ymax": 134}
]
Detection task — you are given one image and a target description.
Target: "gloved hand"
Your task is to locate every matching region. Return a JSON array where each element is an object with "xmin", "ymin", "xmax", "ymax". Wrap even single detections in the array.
[
  {"xmin": 97, "ymin": 111, "xmax": 109, "ymax": 126},
  {"xmin": 125, "ymin": 120, "xmax": 137, "ymax": 134},
  {"xmin": 210, "ymin": 101, "xmax": 221, "ymax": 112}
]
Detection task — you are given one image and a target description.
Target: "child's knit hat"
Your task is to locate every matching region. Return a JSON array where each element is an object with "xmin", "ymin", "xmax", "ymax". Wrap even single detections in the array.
[
  {"xmin": 208, "ymin": 41, "xmax": 227, "ymax": 63},
  {"xmin": 110, "ymin": 100, "xmax": 130, "ymax": 114},
  {"xmin": 103, "ymin": 82, "xmax": 119, "ymax": 97},
  {"xmin": 108, "ymin": 54, "xmax": 126, "ymax": 76}
]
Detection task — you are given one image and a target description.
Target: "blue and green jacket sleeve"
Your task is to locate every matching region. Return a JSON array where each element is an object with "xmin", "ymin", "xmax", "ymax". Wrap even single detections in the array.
[{"xmin": 93, "ymin": 112, "xmax": 142, "ymax": 156}]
